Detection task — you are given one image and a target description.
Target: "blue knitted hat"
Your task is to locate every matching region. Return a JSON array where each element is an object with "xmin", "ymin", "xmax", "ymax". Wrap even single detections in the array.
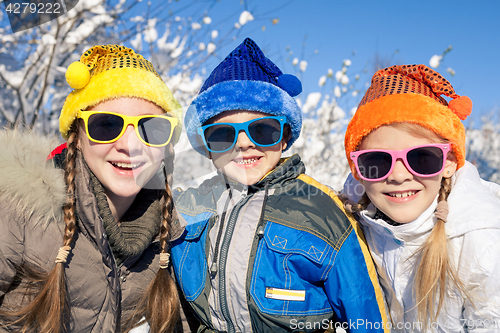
[{"xmin": 185, "ymin": 37, "xmax": 302, "ymax": 155}]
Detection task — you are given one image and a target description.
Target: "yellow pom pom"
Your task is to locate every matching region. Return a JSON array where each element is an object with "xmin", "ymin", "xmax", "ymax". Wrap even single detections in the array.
[{"xmin": 66, "ymin": 61, "xmax": 90, "ymax": 89}]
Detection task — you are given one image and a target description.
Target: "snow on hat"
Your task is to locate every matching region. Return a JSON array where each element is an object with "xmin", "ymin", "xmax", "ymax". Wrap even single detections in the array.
[
  {"xmin": 345, "ymin": 64, "xmax": 472, "ymax": 179},
  {"xmin": 185, "ymin": 37, "xmax": 302, "ymax": 155},
  {"xmin": 60, "ymin": 44, "xmax": 182, "ymax": 143}
]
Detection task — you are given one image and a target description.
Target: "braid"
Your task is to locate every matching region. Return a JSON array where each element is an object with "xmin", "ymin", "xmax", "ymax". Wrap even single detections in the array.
[
  {"xmin": 346, "ymin": 192, "xmax": 371, "ymax": 213},
  {"xmin": 159, "ymin": 146, "xmax": 175, "ymax": 255},
  {"xmin": 62, "ymin": 124, "xmax": 79, "ymax": 247},
  {"xmin": 123, "ymin": 145, "xmax": 180, "ymax": 333},
  {"xmin": 0, "ymin": 123, "xmax": 79, "ymax": 332},
  {"xmin": 437, "ymin": 176, "xmax": 452, "ymax": 203},
  {"xmin": 414, "ymin": 177, "xmax": 467, "ymax": 329}
]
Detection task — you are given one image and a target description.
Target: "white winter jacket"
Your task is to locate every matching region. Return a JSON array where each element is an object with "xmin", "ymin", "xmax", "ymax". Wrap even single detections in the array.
[{"xmin": 343, "ymin": 161, "xmax": 500, "ymax": 332}]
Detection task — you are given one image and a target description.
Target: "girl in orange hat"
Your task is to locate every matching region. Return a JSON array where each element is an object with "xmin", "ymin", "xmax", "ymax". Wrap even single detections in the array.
[
  {"xmin": 343, "ymin": 64, "xmax": 500, "ymax": 331},
  {"xmin": 0, "ymin": 45, "xmax": 183, "ymax": 333}
]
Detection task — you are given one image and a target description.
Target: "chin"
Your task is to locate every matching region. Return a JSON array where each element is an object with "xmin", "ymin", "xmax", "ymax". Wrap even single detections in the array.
[
  {"xmin": 107, "ymin": 184, "xmax": 142, "ymax": 199},
  {"xmin": 235, "ymin": 176, "xmax": 259, "ymax": 186},
  {"xmin": 386, "ymin": 212, "xmax": 418, "ymax": 224},
  {"xmin": 224, "ymin": 168, "xmax": 262, "ymax": 186}
]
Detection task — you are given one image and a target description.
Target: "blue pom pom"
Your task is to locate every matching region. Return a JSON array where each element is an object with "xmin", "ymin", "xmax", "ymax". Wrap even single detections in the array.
[{"xmin": 277, "ymin": 74, "xmax": 302, "ymax": 97}]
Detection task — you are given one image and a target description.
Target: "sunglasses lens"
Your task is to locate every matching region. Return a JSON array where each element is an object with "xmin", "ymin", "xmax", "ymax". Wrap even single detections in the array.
[
  {"xmin": 138, "ymin": 117, "xmax": 172, "ymax": 146},
  {"xmin": 204, "ymin": 125, "xmax": 236, "ymax": 152},
  {"xmin": 248, "ymin": 118, "xmax": 282, "ymax": 145},
  {"xmin": 407, "ymin": 146, "xmax": 444, "ymax": 175},
  {"xmin": 87, "ymin": 113, "xmax": 124, "ymax": 142},
  {"xmin": 357, "ymin": 151, "xmax": 393, "ymax": 180}
]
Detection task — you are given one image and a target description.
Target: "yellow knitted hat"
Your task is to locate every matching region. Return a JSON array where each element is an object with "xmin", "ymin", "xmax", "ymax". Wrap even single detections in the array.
[
  {"xmin": 345, "ymin": 64, "xmax": 472, "ymax": 179},
  {"xmin": 60, "ymin": 44, "xmax": 182, "ymax": 143}
]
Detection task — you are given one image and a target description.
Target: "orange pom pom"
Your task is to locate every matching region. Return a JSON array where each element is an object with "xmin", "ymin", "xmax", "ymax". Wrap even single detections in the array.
[{"xmin": 449, "ymin": 95, "xmax": 472, "ymax": 120}]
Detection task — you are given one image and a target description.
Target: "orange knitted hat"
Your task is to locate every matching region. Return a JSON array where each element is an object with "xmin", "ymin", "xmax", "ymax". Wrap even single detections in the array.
[{"xmin": 345, "ymin": 64, "xmax": 472, "ymax": 179}]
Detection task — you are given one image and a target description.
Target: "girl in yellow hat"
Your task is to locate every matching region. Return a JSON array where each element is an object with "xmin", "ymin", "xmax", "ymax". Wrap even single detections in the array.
[
  {"xmin": 343, "ymin": 64, "xmax": 500, "ymax": 331},
  {"xmin": 0, "ymin": 45, "xmax": 183, "ymax": 333}
]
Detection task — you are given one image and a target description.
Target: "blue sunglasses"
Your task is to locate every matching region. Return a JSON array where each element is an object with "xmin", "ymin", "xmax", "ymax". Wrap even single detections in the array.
[{"xmin": 197, "ymin": 116, "xmax": 287, "ymax": 153}]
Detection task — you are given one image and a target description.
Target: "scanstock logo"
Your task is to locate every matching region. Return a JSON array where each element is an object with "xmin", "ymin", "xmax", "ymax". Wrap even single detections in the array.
[{"xmin": 2, "ymin": 0, "xmax": 79, "ymax": 33}]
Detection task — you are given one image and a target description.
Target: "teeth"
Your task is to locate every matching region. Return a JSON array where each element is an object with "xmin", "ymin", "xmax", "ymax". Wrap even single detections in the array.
[
  {"xmin": 235, "ymin": 157, "xmax": 259, "ymax": 165},
  {"xmin": 113, "ymin": 162, "xmax": 141, "ymax": 169},
  {"xmin": 389, "ymin": 191, "xmax": 415, "ymax": 198}
]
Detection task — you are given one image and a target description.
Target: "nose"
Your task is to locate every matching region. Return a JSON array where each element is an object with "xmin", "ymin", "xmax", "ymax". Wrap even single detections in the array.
[
  {"xmin": 114, "ymin": 124, "xmax": 143, "ymax": 153},
  {"xmin": 234, "ymin": 130, "xmax": 255, "ymax": 150},
  {"xmin": 386, "ymin": 159, "xmax": 413, "ymax": 183}
]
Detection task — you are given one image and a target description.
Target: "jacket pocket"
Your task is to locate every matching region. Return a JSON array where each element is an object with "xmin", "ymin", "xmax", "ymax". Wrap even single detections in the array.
[
  {"xmin": 250, "ymin": 221, "xmax": 334, "ymax": 316},
  {"xmin": 171, "ymin": 211, "xmax": 213, "ymax": 301}
]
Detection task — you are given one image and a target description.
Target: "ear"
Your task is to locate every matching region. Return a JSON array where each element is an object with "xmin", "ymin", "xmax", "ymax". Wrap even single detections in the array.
[
  {"xmin": 281, "ymin": 124, "xmax": 291, "ymax": 151},
  {"xmin": 443, "ymin": 154, "xmax": 458, "ymax": 179},
  {"xmin": 281, "ymin": 140, "xmax": 288, "ymax": 151}
]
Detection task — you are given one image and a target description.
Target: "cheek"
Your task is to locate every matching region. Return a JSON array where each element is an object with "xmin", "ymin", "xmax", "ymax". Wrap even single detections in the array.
[
  {"xmin": 141, "ymin": 147, "xmax": 167, "ymax": 173},
  {"xmin": 208, "ymin": 150, "xmax": 230, "ymax": 168},
  {"xmin": 422, "ymin": 176, "xmax": 443, "ymax": 195},
  {"xmin": 81, "ymin": 145, "xmax": 108, "ymax": 168},
  {"xmin": 359, "ymin": 179, "xmax": 371, "ymax": 191},
  {"xmin": 267, "ymin": 150, "xmax": 282, "ymax": 165},
  {"xmin": 360, "ymin": 181, "xmax": 374, "ymax": 195},
  {"xmin": 80, "ymin": 140, "xmax": 98, "ymax": 159},
  {"xmin": 359, "ymin": 180, "xmax": 382, "ymax": 201},
  {"xmin": 151, "ymin": 146, "xmax": 166, "ymax": 160},
  {"xmin": 79, "ymin": 135, "xmax": 113, "ymax": 164}
]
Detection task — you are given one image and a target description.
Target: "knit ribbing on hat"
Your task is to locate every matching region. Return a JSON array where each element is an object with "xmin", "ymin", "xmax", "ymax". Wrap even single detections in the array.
[
  {"xmin": 60, "ymin": 45, "xmax": 182, "ymax": 142},
  {"xmin": 199, "ymin": 38, "xmax": 301, "ymax": 97}
]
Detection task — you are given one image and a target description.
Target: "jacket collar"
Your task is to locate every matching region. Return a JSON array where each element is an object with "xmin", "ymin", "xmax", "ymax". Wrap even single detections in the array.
[{"xmin": 360, "ymin": 199, "xmax": 437, "ymax": 245}]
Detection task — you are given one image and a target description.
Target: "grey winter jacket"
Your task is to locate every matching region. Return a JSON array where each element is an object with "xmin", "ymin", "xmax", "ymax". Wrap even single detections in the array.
[{"xmin": 0, "ymin": 130, "xmax": 183, "ymax": 332}]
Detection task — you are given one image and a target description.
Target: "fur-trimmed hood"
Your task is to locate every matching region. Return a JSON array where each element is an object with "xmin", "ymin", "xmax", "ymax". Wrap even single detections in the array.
[
  {"xmin": 0, "ymin": 130, "xmax": 66, "ymax": 228},
  {"xmin": 0, "ymin": 130, "xmax": 175, "ymax": 331}
]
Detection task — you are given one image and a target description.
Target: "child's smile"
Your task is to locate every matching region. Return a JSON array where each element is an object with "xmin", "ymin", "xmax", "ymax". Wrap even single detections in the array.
[
  {"xmin": 385, "ymin": 190, "xmax": 419, "ymax": 201},
  {"xmin": 233, "ymin": 155, "xmax": 261, "ymax": 167},
  {"xmin": 110, "ymin": 161, "xmax": 145, "ymax": 170}
]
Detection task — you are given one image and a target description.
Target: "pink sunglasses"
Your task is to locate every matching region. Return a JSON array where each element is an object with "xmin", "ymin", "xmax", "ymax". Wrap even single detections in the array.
[{"xmin": 350, "ymin": 143, "xmax": 451, "ymax": 181}]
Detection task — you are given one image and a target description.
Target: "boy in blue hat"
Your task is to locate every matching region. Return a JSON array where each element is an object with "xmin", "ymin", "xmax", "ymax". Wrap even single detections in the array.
[{"xmin": 171, "ymin": 38, "xmax": 388, "ymax": 333}]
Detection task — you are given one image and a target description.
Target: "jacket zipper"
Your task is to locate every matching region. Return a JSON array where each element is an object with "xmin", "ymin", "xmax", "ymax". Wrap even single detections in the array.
[{"xmin": 218, "ymin": 186, "xmax": 249, "ymax": 333}]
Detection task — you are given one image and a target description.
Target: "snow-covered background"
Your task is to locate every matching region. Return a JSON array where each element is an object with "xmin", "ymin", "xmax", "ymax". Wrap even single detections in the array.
[{"xmin": 1, "ymin": 0, "xmax": 499, "ymax": 190}]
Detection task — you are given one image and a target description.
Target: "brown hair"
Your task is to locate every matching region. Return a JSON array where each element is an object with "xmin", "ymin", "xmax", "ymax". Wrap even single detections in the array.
[
  {"xmin": 122, "ymin": 143, "xmax": 180, "ymax": 333},
  {"xmin": 0, "ymin": 123, "xmax": 180, "ymax": 333},
  {"xmin": 347, "ymin": 122, "xmax": 469, "ymax": 328}
]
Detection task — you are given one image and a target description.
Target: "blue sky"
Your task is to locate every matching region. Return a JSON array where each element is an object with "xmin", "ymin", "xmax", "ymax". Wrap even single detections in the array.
[{"xmin": 186, "ymin": 0, "xmax": 499, "ymax": 123}]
